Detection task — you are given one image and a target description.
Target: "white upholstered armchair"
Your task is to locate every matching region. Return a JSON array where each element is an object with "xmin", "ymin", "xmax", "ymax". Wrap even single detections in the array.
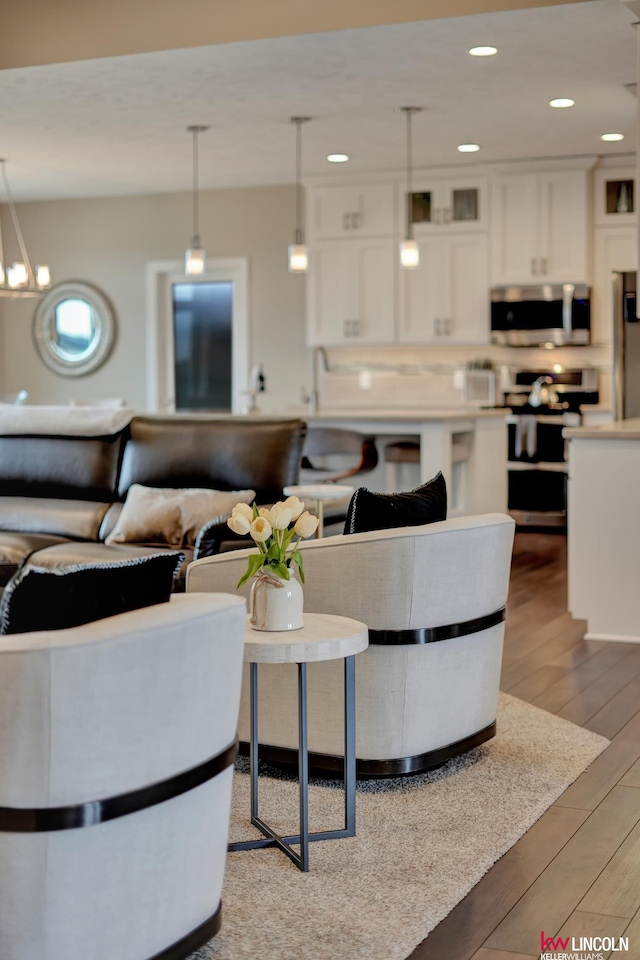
[
  {"xmin": 187, "ymin": 514, "xmax": 515, "ymax": 777},
  {"xmin": 0, "ymin": 593, "xmax": 246, "ymax": 960}
]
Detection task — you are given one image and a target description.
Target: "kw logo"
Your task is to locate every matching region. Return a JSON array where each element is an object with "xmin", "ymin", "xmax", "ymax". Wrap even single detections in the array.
[{"xmin": 541, "ymin": 933, "xmax": 571, "ymax": 952}]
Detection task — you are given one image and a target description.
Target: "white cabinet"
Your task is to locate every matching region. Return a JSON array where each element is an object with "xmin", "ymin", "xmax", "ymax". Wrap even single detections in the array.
[
  {"xmin": 593, "ymin": 167, "xmax": 636, "ymax": 226},
  {"xmin": 409, "ymin": 177, "xmax": 488, "ymax": 233},
  {"xmin": 399, "ymin": 234, "xmax": 490, "ymax": 344},
  {"xmin": 492, "ymin": 170, "xmax": 590, "ymax": 285},
  {"xmin": 307, "ymin": 184, "xmax": 396, "ymax": 240},
  {"xmin": 592, "ymin": 226, "xmax": 637, "ymax": 345},
  {"xmin": 306, "ymin": 238, "xmax": 396, "ymax": 346}
]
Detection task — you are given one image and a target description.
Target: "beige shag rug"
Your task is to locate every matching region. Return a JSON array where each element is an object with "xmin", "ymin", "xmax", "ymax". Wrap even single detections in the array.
[{"xmin": 191, "ymin": 693, "xmax": 608, "ymax": 960}]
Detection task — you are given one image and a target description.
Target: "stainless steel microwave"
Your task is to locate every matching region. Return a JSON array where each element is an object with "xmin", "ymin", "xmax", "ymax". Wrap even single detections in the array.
[{"xmin": 491, "ymin": 284, "xmax": 591, "ymax": 347}]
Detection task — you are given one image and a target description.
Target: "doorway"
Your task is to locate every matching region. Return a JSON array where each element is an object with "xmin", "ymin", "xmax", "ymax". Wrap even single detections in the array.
[{"xmin": 146, "ymin": 258, "xmax": 248, "ymax": 413}]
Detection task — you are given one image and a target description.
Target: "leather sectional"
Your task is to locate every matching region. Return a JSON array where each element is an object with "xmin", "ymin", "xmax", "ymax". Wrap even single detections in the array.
[{"xmin": 0, "ymin": 415, "xmax": 306, "ymax": 590}]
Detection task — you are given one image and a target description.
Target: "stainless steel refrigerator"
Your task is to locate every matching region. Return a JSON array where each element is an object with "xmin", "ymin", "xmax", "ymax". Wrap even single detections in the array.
[{"xmin": 613, "ymin": 271, "xmax": 640, "ymax": 420}]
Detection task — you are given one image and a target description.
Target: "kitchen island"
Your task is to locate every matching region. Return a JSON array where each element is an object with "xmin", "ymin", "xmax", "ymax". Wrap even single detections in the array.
[
  {"xmin": 310, "ymin": 408, "xmax": 507, "ymax": 516},
  {"xmin": 565, "ymin": 418, "xmax": 640, "ymax": 643}
]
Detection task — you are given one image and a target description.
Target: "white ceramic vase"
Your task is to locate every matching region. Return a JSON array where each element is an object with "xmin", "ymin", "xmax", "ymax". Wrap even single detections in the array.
[{"xmin": 249, "ymin": 569, "xmax": 304, "ymax": 631}]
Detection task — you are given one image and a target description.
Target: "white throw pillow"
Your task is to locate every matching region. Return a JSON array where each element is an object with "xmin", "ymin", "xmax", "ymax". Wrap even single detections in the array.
[{"xmin": 105, "ymin": 484, "xmax": 255, "ymax": 547}]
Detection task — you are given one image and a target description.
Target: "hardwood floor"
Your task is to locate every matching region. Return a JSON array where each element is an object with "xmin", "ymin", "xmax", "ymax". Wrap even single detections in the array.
[{"xmin": 409, "ymin": 531, "xmax": 640, "ymax": 960}]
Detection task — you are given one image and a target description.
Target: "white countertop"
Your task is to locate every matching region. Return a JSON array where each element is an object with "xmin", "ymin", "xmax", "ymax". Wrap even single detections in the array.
[
  {"xmin": 307, "ymin": 408, "xmax": 507, "ymax": 422},
  {"xmin": 565, "ymin": 418, "xmax": 640, "ymax": 440}
]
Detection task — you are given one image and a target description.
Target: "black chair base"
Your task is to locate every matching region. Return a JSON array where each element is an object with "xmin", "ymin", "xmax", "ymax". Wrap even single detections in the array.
[{"xmin": 238, "ymin": 720, "xmax": 497, "ymax": 780}]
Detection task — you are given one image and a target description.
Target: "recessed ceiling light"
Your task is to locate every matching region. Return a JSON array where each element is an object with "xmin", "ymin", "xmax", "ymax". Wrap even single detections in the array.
[
  {"xmin": 601, "ymin": 133, "xmax": 624, "ymax": 142},
  {"xmin": 457, "ymin": 143, "xmax": 480, "ymax": 153},
  {"xmin": 549, "ymin": 98, "xmax": 575, "ymax": 109},
  {"xmin": 469, "ymin": 46, "xmax": 498, "ymax": 57},
  {"xmin": 327, "ymin": 153, "xmax": 350, "ymax": 163}
]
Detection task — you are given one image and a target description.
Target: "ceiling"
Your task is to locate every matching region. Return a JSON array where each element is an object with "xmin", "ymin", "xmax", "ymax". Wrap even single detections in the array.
[{"xmin": 0, "ymin": 0, "xmax": 636, "ymax": 202}]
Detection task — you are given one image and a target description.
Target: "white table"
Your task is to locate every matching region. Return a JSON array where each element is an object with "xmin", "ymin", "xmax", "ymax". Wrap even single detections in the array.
[
  {"xmin": 228, "ymin": 613, "xmax": 368, "ymax": 871},
  {"xmin": 283, "ymin": 483, "xmax": 354, "ymax": 537}
]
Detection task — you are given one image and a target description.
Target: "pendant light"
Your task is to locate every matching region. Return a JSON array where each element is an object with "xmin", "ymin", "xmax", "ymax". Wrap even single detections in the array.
[
  {"xmin": 399, "ymin": 107, "xmax": 421, "ymax": 269},
  {"xmin": 0, "ymin": 159, "xmax": 51, "ymax": 298},
  {"xmin": 288, "ymin": 116, "xmax": 311, "ymax": 274},
  {"xmin": 185, "ymin": 125, "xmax": 209, "ymax": 276}
]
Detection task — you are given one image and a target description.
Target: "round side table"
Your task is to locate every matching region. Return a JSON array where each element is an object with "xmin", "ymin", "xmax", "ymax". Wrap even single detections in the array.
[
  {"xmin": 283, "ymin": 484, "xmax": 354, "ymax": 537},
  {"xmin": 228, "ymin": 613, "xmax": 368, "ymax": 872}
]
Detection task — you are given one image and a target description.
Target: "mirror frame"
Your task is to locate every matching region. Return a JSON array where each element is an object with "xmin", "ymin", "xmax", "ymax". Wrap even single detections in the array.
[{"xmin": 33, "ymin": 281, "xmax": 116, "ymax": 377}]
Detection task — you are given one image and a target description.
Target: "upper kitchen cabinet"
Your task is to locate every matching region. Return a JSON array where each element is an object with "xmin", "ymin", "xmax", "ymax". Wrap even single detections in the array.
[
  {"xmin": 593, "ymin": 167, "xmax": 636, "ymax": 226},
  {"xmin": 398, "ymin": 233, "xmax": 490, "ymax": 344},
  {"xmin": 408, "ymin": 177, "xmax": 489, "ymax": 233},
  {"xmin": 491, "ymin": 169, "xmax": 590, "ymax": 285},
  {"xmin": 307, "ymin": 184, "xmax": 396, "ymax": 240},
  {"xmin": 306, "ymin": 238, "xmax": 396, "ymax": 346}
]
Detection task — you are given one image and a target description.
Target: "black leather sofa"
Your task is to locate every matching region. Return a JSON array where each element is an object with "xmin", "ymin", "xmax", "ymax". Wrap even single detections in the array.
[{"xmin": 0, "ymin": 415, "xmax": 306, "ymax": 589}]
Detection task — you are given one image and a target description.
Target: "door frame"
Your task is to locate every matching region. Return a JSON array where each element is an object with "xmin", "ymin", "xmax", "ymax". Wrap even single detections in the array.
[{"xmin": 145, "ymin": 258, "xmax": 249, "ymax": 413}]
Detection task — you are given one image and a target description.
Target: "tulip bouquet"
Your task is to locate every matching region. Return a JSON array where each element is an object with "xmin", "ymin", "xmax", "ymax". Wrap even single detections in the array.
[{"xmin": 227, "ymin": 496, "xmax": 319, "ymax": 588}]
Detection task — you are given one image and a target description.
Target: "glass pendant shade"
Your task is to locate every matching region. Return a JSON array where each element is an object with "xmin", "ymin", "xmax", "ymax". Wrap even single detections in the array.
[
  {"xmin": 288, "ymin": 243, "xmax": 308, "ymax": 273},
  {"xmin": 399, "ymin": 239, "xmax": 420, "ymax": 269},
  {"xmin": 400, "ymin": 107, "xmax": 421, "ymax": 270},
  {"xmin": 289, "ymin": 117, "xmax": 311, "ymax": 275},
  {"xmin": 184, "ymin": 126, "xmax": 208, "ymax": 278},
  {"xmin": 185, "ymin": 247, "xmax": 206, "ymax": 276},
  {"xmin": 35, "ymin": 264, "xmax": 51, "ymax": 288},
  {"xmin": 8, "ymin": 262, "xmax": 28, "ymax": 287}
]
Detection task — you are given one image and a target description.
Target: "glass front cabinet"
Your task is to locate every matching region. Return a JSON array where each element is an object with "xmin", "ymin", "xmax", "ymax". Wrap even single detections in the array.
[
  {"xmin": 407, "ymin": 177, "xmax": 488, "ymax": 233},
  {"xmin": 594, "ymin": 167, "xmax": 636, "ymax": 226}
]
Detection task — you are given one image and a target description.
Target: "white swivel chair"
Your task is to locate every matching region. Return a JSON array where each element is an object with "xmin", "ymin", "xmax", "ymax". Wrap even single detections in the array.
[
  {"xmin": 0, "ymin": 593, "xmax": 245, "ymax": 960},
  {"xmin": 187, "ymin": 514, "xmax": 515, "ymax": 777}
]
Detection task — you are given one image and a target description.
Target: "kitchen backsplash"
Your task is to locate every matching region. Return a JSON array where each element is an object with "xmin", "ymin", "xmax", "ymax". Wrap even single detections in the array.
[{"xmin": 317, "ymin": 343, "xmax": 612, "ymax": 411}]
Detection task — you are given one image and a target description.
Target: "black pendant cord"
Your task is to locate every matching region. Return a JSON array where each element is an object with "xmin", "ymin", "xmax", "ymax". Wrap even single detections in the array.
[
  {"xmin": 192, "ymin": 127, "xmax": 200, "ymax": 247},
  {"xmin": 295, "ymin": 119, "xmax": 302, "ymax": 244},
  {"xmin": 0, "ymin": 740, "xmax": 237, "ymax": 833},
  {"xmin": 406, "ymin": 108, "xmax": 413, "ymax": 242}
]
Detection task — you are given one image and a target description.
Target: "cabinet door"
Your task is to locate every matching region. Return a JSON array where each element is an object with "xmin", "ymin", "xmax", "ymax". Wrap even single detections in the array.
[
  {"xmin": 491, "ymin": 173, "xmax": 539, "ymax": 284},
  {"xmin": 443, "ymin": 234, "xmax": 490, "ymax": 343},
  {"xmin": 440, "ymin": 178, "xmax": 489, "ymax": 232},
  {"xmin": 592, "ymin": 226, "xmax": 637, "ymax": 345},
  {"xmin": 306, "ymin": 242, "xmax": 355, "ymax": 346},
  {"xmin": 397, "ymin": 236, "xmax": 444, "ymax": 342},
  {"xmin": 538, "ymin": 170, "xmax": 589, "ymax": 283},
  {"xmin": 308, "ymin": 184, "xmax": 395, "ymax": 240},
  {"xmin": 306, "ymin": 239, "xmax": 395, "ymax": 345},
  {"xmin": 353, "ymin": 239, "xmax": 397, "ymax": 343},
  {"xmin": 594, "ymin": 168, "xmax": 636, "ymax": 227}
]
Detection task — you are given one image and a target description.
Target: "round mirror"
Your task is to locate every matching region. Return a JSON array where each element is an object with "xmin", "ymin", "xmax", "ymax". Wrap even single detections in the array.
[{"xmin": 33, "ymin": 281, "xmax": 116, "ymax": 377}]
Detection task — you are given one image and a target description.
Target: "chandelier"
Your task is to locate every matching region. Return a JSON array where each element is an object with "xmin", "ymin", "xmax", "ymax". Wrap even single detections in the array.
[{"xmin": 0, "ymin": 159, "xmax": 51, "ymax": 298}]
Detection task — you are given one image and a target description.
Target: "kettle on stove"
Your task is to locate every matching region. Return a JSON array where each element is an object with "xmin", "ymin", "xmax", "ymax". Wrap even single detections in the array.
[{"xmin": 528, "ymin": 376, "xmax": 559, "ymax": 408}]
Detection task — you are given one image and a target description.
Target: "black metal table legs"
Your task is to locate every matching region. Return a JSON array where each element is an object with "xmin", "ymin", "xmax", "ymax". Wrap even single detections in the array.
[{"xmin": 228, "ymin": 656, "xmax": 357, "ymax": 871}]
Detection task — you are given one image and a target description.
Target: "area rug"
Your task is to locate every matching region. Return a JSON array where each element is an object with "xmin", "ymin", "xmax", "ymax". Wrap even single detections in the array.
[{"xmin": 191, "ymin": 693, "xmax": 608, "ymax": 960}]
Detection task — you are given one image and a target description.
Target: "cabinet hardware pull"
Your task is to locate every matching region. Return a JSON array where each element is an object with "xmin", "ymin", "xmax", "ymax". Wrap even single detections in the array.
[
  {"xmin": 444, "ymin": 318, "xmax": 452, "ymax": 335},
  {"xmin": 540, "ymin": 257, "xmax": 548, "ymax": 275},
  {"xmin": 343, "ymin": 213, "xmax": 350, "ymax": 231},
  {"xmin": 435, "ymin": 208, "xmax": 442, "ymax": 225},
  {"xmin": 351, "ymin": 212, "xmax": 360, "ymax": 230},
  {"xmin": 435, "ymin": 318, "xmax": 441, "ymax": 335},
  {"xmin": 443, "ymin": 208, "xmax": 452, "ymax": 225},
  {"xmin": 531, "ymin": 258, "xmax": 538, "ymax": 276}
]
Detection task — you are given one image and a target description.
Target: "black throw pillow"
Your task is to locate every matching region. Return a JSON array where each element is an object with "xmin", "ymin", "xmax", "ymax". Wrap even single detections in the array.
[
  {"xmin": 0, "ymin": 552, "xmax": 184, "ymax": 635},
  {"xmin": 344, "ymin": 472, "xmax": 447, "ymax": 535}
]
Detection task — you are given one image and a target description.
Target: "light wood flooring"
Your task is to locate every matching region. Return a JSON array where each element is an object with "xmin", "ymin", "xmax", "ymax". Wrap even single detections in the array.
[{"xmin": 409, "ymin": 531, "xmax": 640, "ymax": 960}]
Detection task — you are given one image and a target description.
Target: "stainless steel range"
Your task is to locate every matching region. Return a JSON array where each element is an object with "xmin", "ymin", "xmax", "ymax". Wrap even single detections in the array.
[{"xmin": 501, "ymin": 367, "xmax": 599, "ymax": 527}]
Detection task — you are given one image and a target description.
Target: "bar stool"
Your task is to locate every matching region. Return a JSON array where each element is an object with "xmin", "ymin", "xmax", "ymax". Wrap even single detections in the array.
[{"xmin": 384, "ymin": 441, "xmax": 421, "ymax": 492}]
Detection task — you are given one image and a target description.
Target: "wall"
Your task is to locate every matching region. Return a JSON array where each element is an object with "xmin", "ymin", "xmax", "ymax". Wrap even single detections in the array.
[{"xmin": 0, "ymin": 185, "xmax": 309, "ymax": 412}]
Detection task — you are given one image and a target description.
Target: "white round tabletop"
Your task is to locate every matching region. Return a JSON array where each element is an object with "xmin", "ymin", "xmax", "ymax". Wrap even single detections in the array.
[
  {"xmin": 283, "ymin": 484, "xmax": 355, "ymax": 502},
  {"xmin": 244, "ymin": 613, "xmax": 368, "ymax": 664}
]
